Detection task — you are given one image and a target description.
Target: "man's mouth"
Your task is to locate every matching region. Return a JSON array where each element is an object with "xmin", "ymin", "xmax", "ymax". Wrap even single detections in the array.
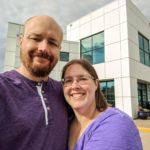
[
  {"xmin": 31, "ymin": 52, "xmax": 51, "ymax": 61},
  {"xmin": 36, "ymin": 54, "xmax": 50, "ymax": 60}
]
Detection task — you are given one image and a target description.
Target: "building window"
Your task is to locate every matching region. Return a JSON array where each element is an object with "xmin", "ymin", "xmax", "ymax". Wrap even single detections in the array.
[
  {"xmin": 138, "ymin": 83, "xmax": 150, "ymax": 109},
  {"xmin": 138, "ymin": 33, "xmax": 150, "ymax": 66},
  {"xmin": 100, "ymin": 80, "xmax": 115, "ymax": 107},
  {"xmin": 60, "ymin": 52, "xmax": 69, "ymax": 62},
  {"xmin": 80, "ymin": 31, "xmax": 104, "ymax": 64}
]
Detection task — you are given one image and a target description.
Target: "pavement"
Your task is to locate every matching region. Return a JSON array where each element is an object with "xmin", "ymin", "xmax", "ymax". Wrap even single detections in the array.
[{"xmin": 133, "ymin": 117, "xmax": 150, "ymax": 150}]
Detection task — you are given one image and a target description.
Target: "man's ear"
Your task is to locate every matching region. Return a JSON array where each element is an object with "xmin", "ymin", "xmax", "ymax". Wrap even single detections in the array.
[
  {"xmin": 59, "ymin": 45, "xmax": 62, "ymax": 51},
  {"xmin": 18, "ymin": 34, "xmax": 23, "ymax": 47}
]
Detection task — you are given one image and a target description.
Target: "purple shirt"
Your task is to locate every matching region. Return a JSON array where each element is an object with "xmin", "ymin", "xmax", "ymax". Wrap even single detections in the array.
[
  {"xmin": 73, "ymin": 108, "xmax": 143, "ymax": 150},
  {"xmin": 0, "ymin": 70, "xmax": 68, "ymax": 150}
]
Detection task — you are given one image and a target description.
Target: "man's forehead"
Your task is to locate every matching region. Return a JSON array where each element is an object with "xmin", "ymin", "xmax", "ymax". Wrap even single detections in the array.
[
  {"xmin": 23, "ymin": 16, "xmax": 63, "ymax": 41},
  {"xmin": 25, "ymin": 16, "xmax": 52, "ymax": 26},
  {"xmin": 24, "ymin": 16, "xmax": 60, "ymax": 31},
  {"xmin": 24, "ymin": 22, "xmax": 56, "ymax": 36}
]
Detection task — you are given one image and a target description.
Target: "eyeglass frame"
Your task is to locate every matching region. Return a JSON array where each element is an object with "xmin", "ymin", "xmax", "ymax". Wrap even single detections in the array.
[{"xmin": 61, "ymin": 74, "xmax": 96, "ymax": 87}]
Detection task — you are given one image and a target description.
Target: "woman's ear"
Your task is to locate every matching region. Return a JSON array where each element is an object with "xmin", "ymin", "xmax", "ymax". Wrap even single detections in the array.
[{"xmin": 95, "ymin": 79, "xmax": 99, "ymax": 90}]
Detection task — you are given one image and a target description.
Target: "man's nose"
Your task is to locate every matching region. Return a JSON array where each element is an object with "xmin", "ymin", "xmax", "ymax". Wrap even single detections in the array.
[{"xmin": 38, "ymin": 40, "xmax": 48, "ymax": 52}]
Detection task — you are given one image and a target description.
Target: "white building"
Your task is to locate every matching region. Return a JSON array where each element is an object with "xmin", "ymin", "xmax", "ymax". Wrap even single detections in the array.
[{"xmin": 4, "ymin": 0, "xmax": 150, "ymax": 118}]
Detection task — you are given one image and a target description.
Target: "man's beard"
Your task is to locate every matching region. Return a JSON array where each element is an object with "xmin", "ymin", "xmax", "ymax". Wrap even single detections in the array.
[
  {"xmin": 21, "ymin": 50, "xmax": 58, "ymax": 78},
  {"xmin": 29, "ymin": 65, "xmax": 53, "ymax": 77}
]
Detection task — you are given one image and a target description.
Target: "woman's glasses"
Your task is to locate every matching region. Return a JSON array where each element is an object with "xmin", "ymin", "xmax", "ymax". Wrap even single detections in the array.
[{"xmin": 61, "ymin": 75, "xmax": 95, "ymax": 87}]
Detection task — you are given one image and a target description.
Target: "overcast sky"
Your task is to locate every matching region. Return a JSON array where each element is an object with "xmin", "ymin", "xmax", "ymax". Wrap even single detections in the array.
[{"xmin": 0, "ymin": 0, "xmax": 150, "ymax": 72}]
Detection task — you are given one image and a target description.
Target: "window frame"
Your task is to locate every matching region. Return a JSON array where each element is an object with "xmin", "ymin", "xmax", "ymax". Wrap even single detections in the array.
[
  {"xmin": 138, "ymin": 33, "xmax": 150, "ymax": 66},
  {"xmin": 80, "ymin": 31, "xmax": 104, "ymax": 64},
  {"xmin": 100, "ymin": 80, "xmax": 115, "ymax": 107},
  {"xmin": 60, "ymin": 51, "xmax": 69, "ymax": 62}
]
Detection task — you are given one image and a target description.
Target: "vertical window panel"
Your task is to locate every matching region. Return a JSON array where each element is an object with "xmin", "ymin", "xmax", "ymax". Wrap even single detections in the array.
[
  {"xmin": 93, "ymin": 32, "xmax": 104, "ymax": 49},
  {"xmin": 138, "ymin": 34, "xmax": 143, "ymax": 49},
  {"xmin": 145, "ymin": 53, "xmax": 150, "ymax": 66},
  {"xmin": 144, "ymin": 38, "xmax": 149, "ymax": 52},
  {"xmin": 81, "ymin": 37, "xmax": 92, "ymax": 53},
  {"xmin": 100, "ymin": 80, "xmax": 115, "ymax": 107},
  {"xmin": 93, "ymin": 48, "xmax": 104, "ymax": 64},
  {"xmin": 81, "ymin": 51, "xmax": 93, "ymax": 64},
  {"xmin": 140, "ymin": 50, "xmax": 144, "ymax": 64},
  {"xmin": 138, "ymin": 33, "xmax": 150, "ymax": 66},
  {"xmin": 60, "ymin": 52, "xmax": 69, "ymax": 62},
  {"xmin": 138, "ymin": 83, "xmax": 149, "ymax": 109}
]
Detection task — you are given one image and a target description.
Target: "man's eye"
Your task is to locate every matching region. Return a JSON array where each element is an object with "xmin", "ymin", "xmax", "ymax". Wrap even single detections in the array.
[
  {"xmin": 48, "ymin": 41, "xmax": 59, "ymax": 47},
  {"xmin": 30, "ymin": 37, "xmax": 41, "ymax": 41}
]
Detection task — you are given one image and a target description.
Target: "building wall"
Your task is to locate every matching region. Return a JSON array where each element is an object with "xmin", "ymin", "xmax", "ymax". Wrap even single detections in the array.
[
  {"xmin": 4, "ymin": 23, "xmax": 23, "ymax": 71},
  {"xmin": 66, "ymin": 0, "xmax": 150, "ymax": 117},
  {"xmin": 126, "ymin": 0, "xmax": 150, "ymax": 116}
]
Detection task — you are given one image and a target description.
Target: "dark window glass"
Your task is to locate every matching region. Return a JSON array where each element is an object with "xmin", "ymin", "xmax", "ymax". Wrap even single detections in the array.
[
  {"xmin": 100, "ymin": 82, "xmax": 107, "ymax": 95},
  {"xmin": 138, "ymin": 33, "xmax": 150, "ymax": 66},
  {"xmin": 140, "ymin": 50, "xmax": 144, "ymax": 64},
  {"xmin": 93, "ymin": 32, "xmax": 104, "ymax": 49},
  {"xmin": 93, "ymin": 48, "xmax": 104, "ymax": 64},
  {"xmin": 139, "ymin": 34, "xmax": 143, "ymax": 49},
  {"xmin": 81, "ymin": 51, "xmax": 93, "ymax": 64},
  {"xmin": 145, "ymin": 53, "xmax": 150, "ymax": 66},
  {"xmin": 100, "ymin": 80, "xmax": 115, "ymax": 107},
  {"xmin": 80, "ymin": 31, "xmax": 104, "ymax": 64},
  {"xmin": 60, "ymin": 52, "xmax": 69, "ymax": 62},
  {"xmin": 138, "ymin": 83, "xmax": 149, "ymax": 109},
  {"xmin": 144, "ymin": 38, "xmax": 149, "ymax": 52},
  {"xmin": 81, "ymin": 37, "xmax": 92, "ymax": 53}
]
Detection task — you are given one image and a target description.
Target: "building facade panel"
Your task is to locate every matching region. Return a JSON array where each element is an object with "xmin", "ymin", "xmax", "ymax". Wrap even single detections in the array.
[
  {"xmin": 94, "ymin": 63, "xmax": 105, "ymax": 79},
  {"xmin": 104, "ymin": 9, "xmax": 120, "ymax": 29},
  {"xmin": 91, "ymin": 16, "xmax": 104, "ymax": 35},
  {"xmin": 105, "ymin": 60, "xmax": 122, "ymax": 78},
  {"xmin": 105, "ymin": 42, "xmax": 121, "ymax": 61},
  {"xmin": 119, "ymin": 5, "xmax": 127, "ymax": 23},
  {"xmin": 120, "ymin": 40, "xmax": 129, "ymax": 58},
  {"xmin": 105, "ymin": 25, "xmax": 120, "ymax": 45}
]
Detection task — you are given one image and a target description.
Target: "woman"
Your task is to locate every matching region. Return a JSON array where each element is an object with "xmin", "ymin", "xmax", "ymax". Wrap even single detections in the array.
[{"xmin": 61, "ymin": 59, "xmax": 142, "ymax": 150}]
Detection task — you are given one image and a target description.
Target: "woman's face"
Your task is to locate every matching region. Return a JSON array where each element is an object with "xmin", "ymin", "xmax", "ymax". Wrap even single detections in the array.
[{"xmin": 62, "ymin": 64, "xmax": 98, "ymax": 113}]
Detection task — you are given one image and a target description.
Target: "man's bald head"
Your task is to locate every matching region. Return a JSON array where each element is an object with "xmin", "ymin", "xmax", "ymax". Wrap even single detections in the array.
[{"xmin": 22, "ymin": 15, "xmax": 63, "ymax": 42}]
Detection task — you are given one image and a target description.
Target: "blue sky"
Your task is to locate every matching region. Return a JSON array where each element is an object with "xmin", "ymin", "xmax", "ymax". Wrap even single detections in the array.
[{"xmin": 0, "ymin": 0, "xmax": 150, "ymax": 72}]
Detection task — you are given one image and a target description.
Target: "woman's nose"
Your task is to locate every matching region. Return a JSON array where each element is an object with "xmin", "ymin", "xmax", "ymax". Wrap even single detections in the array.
[{"xmin": 71, "ymin": 80, "xmax": 80, "ymax": 89}]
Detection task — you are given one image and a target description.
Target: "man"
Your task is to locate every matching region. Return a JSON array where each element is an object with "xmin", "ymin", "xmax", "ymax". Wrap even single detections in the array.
[{"xmin": 0, "ymin": 16, "xmax": 68, "ymax": 150}]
